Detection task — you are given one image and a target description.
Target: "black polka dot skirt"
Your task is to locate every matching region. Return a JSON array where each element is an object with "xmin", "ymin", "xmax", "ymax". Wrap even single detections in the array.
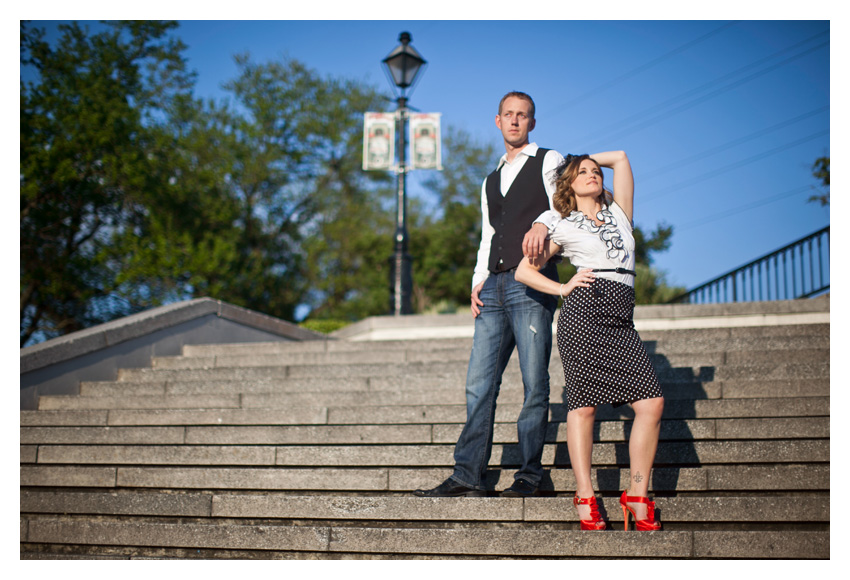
[{"xmin": 557, "ymin": 277, "xmax": 663, "ymax": 411}]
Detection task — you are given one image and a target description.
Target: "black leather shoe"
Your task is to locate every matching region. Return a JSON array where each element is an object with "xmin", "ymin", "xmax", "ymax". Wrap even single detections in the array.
[
  {"xmin": 500, "ymin": 478, "xmax": 539, "ymax": 497},
  {"xmin": 413, "ymin": 478, "xmax": 486, "ymax": 497}
]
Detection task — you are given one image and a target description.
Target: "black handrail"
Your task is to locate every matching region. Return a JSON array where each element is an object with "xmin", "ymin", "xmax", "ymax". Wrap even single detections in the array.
[{"xmin": 668, "ymin": 226, "xmax": 830, "ymax": 304}]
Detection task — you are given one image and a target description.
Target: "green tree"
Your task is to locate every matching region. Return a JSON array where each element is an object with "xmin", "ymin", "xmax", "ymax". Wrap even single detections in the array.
[
  {"xmin": 299, "ymin": 141, "xmax": 396, "ymax": 321},
  {"xmin": 632, "ymin": 222, "xmax": 685, "ymax": 303},
  {"xmin": 809, "ymin": 156, "xmax": 829, "ymax": 206},
  {"xmin": 21, "ymin": 22, "xmax": 392, "ymax": 343},
  {"xmin": 122, "ymin": 54, "xmax": 390, "ymax": 323},
  {"xmin": 20, "ymin": 20, "xmax": 196, "ymax": 345},
  {"xmin": 103, "ymin": 96, "xmax": 244, "ymax": 310},
  {"xmin": 219, "ymin": 55, "xmax": 392, "ymax": 322}
]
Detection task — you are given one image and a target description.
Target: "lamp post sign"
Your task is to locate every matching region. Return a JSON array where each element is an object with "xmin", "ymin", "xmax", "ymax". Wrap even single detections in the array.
[
  {"xmin": 363, "ymin": 112, "xmax": 395, "ymax": 170},
  {"xmin": 410, "ymin": 113, "xmax": 442, "ymax": 170},
  {"xmin": 362, "ymin": 112, "xmax": 441, "ymax": 172},
  {"xmin": 361, "ymin": 31, "xmax": 440, "ymax": 316}
]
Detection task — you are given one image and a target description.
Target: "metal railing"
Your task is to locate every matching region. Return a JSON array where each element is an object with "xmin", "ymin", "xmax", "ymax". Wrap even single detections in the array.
[{"xmin": 668, "ymin": 226, "xmax": 829, "ymax": 304}]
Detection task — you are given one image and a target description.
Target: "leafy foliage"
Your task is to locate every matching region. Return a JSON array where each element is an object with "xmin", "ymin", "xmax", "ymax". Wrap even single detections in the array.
[
  {"xmin": 20, "ymin": 21, "xmax": 195, "ymax": 345},
  {"xmin": 298, "ymin": 319, "xmax": 352, "ymax": 334},
  {"xmin": 204, "ymin": 55, "xmax": 389, "ymax": 320},
  {"xmin": 20, "ymin": 22, "xmax": 389, "ymax": 344},
  {"xmin": 808, "ymin": 156, "xmax": 829, "ymax": 206}
]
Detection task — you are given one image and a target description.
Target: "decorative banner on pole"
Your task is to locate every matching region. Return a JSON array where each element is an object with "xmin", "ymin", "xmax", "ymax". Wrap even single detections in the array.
[
  {"xmin": 409, "ymin": 113, "xmax": 442, "ymax": 170},
  {"xmin": 362, "ymin": 112, "xmax": 395, "ymax": 170}
]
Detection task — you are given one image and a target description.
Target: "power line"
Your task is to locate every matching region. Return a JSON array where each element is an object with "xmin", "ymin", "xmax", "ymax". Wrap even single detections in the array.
[
  {"xmin": 581, "ymin": 38, "xmax": 828, "ymax": 150},
  {"xmin": 674, "ymin": 185, "xmax": 813, "ymax": 231},
  {"xmin": 640, "ymin": 105, "xmax": 829, "ymax": 182},
  {"xmin": 639, "ymin": 129, "xmax": 829, "ymax": 202},
  {"xmin": 574, "ymin": 30, "xmax": 829, "ymax": 150},
  {"xmin": 551, "ymin": 21, "xmax": 738, "ymax": 113}
]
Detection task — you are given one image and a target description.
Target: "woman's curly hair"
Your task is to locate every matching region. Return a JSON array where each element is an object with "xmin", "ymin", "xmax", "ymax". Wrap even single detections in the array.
[{"xmin": 552, "ymin": 154, "xmax": 613, "ymax": 218}]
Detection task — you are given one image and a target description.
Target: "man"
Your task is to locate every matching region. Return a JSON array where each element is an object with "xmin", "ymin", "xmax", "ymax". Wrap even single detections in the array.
[{"xmin": 414, "ymin": 91, "xmax": 566, "ymax": 498}]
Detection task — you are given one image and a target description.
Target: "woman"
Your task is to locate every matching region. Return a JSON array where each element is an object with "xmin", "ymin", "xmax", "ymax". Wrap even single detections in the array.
[{"xmin": 516, "ymin": 151, "xmax": 664, "ymax": 531}]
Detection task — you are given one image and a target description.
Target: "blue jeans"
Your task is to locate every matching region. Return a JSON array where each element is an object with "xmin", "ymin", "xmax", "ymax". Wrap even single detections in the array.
[{"xmin": 450, "ymin": 263, "xmax": 558, "ymax": 490}]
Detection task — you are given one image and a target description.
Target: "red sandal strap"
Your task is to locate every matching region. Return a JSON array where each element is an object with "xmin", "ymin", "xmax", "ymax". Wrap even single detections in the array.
[
  {"xmin": 574, "ymin": 495, "xmax": 604, "ymax": 528},
  {"xmin": 620, "ymin": 491, "xmax": 658, "ymax": 526},
  {"xmin": 621, "ymin": 493, "xmax": 652, "ymax": 505},
  {"xmin": 573, "ymin": 496, "xmax": 598, "ymax": 507}
]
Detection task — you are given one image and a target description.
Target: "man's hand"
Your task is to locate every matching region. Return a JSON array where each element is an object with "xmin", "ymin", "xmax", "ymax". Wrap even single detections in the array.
[
  {"xmin": 470, "ymin": 281, "xmax": 485, "ymax": 318},
  {"xmin": 522, "ymin": 222, "xmax": 549, "ymax": 258}
]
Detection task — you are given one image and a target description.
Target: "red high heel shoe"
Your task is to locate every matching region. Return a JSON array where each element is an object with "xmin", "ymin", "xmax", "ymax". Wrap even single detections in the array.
[
  {"xmin": 620, "ymin": 490, "xmax": 661, "ymax": 531},
  {"xmin": 574, "ymin": 495, "xmax": 607, "ymax": 530}
]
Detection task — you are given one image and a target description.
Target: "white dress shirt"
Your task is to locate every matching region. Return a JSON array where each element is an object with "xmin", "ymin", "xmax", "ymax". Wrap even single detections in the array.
[{"xmin": 472, "ymin": 143, "xmax": 564, "ymax": 290}]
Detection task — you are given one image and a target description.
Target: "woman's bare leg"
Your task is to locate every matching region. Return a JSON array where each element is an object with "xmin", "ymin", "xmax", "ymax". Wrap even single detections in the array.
[
  {"xmin": 626, "ymin": 396, "xmax": 664, "ymax": 519},
  {"xmin": 567, "ymin": 405, "xmax": 598, "ymax": 519}
]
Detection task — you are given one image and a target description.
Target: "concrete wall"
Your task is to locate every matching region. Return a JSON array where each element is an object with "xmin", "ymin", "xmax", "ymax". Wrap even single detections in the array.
[{"xmin": 20, "ymin": 298, "xmax": 326, "ymax": 410}]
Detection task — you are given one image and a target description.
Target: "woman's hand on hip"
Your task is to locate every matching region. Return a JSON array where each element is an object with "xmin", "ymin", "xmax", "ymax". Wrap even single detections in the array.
[{"xmin": 562, "ymin": 269, "xmax": 596, "ymax": 297}]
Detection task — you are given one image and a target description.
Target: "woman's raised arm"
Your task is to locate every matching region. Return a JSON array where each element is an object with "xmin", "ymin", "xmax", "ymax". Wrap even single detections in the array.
[{"xmin": 590, "ymin": 150, "xmax": 634, "ymax": 222}]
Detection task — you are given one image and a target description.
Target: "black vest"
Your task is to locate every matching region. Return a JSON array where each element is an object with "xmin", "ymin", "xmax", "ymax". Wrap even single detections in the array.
[{"xmin": 486, "ymin": 148, "xmax": 551, "ymax": 273}]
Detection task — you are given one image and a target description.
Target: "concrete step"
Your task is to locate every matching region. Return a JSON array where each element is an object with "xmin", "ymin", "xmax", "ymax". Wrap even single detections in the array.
[
  {"xmin": 78, "ymin": 370, "xmax": 827, "ymax": 399},
  {"xmin": 252, "ymin": 359, "xmax": 831, "ymax": 383},
  {"xmin": 20, "ymin": 516, "xmax": 829, "ymax": 558},
  {"xmin": 640, "ymin": 333, "xmax": 829, "ymax": 355},
  {"xmin": 70, "ymin": 379, "xmax": 709, "ymax": 402},
  {"xmin": 152, "ymin": 336, "xmax": 829, "ymax": 369},
  {"xmin": 182, "ymin": 337, "xmax": 477, "ymax": 357},
  {"xmin": 176, "ymin": 324, "xmax": 828, "ymax": 358},
  {"xmin": 78, "ymin": 377, "xmax": 375, "ymax": 397},
  {"xmin": 366, "ymin": 374, "xmax": 827, "ymax": 397},
  {"xmin": 20, "ymin": 437, "xmax": 828, "ymax": 468},
  {"xmin": 37, "ymin": 378, "xmax": 828, "ymax": 411},
  {"xmin": 38, "ymin": 394, "xmax": 245, "ymax": 411},
  {"xmin": 20, "ymin": 490, "xmax": 830, "ymax": 524},
  {"xmin": 151, "ymin": 345, "xmax": 828, "ymax": 370},
  {"xmin": 106, "ymin": 351, "xmax": 832, "ymax": 388},
  {"xmin": 171, "ymin": 323, "xmax": 827, "ymax": 355},
  {"xmin": 271, "ymin": 440, "xmax": 829, "ymax": 467},
  {"xmin": 20, "ymin": 397, "xmax": 830, "ymax": 427},
  {"xmin": 636, "ymin": 323, "xmax": 828, "ymax": 342},
  {"xmin": 19, "ymin": 463, "xmax": 830, "ymax": 492},
  {"xmin": 78, "ymin": 374, "xmax": 708, "ymax": 398},
  {"xmin": 114, "ymin": 355, "xmax": 830, "ymax": 383},
  {"xmin": 24, "ymin": 439, "xmax": 829, "ymax": 469},
  {"xmin": 20, "ymin": 417, "xmax": 830, "ymax": 446},
  {"xmin": 154, "ymin": 348, "xmax": 468, "ymax": 369}
]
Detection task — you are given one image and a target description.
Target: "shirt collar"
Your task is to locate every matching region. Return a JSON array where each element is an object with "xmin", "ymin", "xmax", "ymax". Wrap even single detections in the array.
[{"xmin": 497, "ymin": 142, "xmax": 539, "ymax": 170}]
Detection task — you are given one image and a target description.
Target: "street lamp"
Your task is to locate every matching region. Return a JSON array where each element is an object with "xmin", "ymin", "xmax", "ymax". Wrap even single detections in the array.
[{"xmin": 381, "ymin": 31, "xmax": 426, "ymax": 316}]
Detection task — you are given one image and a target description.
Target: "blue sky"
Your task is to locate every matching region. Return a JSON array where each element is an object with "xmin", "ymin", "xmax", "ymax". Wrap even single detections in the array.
[{"xmin": 17, "ymin": 8, "xmax": 835, "ymax": 297}]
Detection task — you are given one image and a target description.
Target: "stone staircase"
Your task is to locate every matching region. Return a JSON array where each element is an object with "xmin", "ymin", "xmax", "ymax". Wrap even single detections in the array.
[{"xmin": 20, "ymin": 315, "xmax": 830, "ymax": 559}]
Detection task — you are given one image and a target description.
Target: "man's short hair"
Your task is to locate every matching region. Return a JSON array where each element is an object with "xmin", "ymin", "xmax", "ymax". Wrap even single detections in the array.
[{"xmin": 498, "ymin": 91, "xmax": 536, "ymax": 119}]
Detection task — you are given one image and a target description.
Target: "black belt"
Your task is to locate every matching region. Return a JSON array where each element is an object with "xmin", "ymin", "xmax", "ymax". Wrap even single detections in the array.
[
  {"xmin": 493, "ymin": 264, "xmax": 517, "ymax": 273},
  {"xmin": 591, "ymin": 267, "xmax": 636, "ymax": 276}
]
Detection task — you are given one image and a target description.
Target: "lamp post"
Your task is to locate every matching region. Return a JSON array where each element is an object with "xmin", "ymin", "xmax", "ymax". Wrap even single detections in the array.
[{"xmin": 382, "ymin": 31, "xmax": 426, "ymax": 316}]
